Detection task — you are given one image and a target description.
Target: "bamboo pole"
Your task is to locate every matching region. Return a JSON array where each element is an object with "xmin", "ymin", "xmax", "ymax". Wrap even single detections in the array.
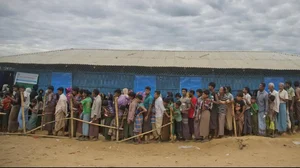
[
  {"xmin": 26, "ymin": 118, "xmax": 70, "ymax": 134},
  {"xmin": 20, "ymin": 91, "xmax": 26, "ymax": 134},
  {"xmin": 41, "ymin": 94, "xmax": 46, "ymax": 131},
  {"xmin": 73, "ymin": 118, "xmax": 117, "ymax": 129},
  {"xmin": 170, "ymin": 107, "xmax": 174, "ymax": 141},
  {"xmin": 70, "ymin": 98, "xmax": 74, "ymax": 138},
  {"xmin": 1, "ymin": 132, "xmax": 69, "ymax": 139},
  {"xmin": 114, "ymin": 96, "xmax": 119, "ymax": 142},
  {"xmin": 232, "ymin": 102, "xmax": 237, "ymax": 137},
  {"xmin": 119, "ymin": 122, "xmax": 172, "ymax": 143},
  {"xmin": 0, "ymin": 112, "xmax": 6, "ymax": 115}
]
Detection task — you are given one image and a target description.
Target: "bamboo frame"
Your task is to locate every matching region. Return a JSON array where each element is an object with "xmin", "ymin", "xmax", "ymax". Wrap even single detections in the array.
[
  {"xmin": 41, "ymin": 94, "xmax": 46, "ymax": 131},
  {"xmin": 70, "ymin": 98, "xmax": 74, "ymax": 138},
  {"xmin": 1, "ymin": 132, "xmax": 69, "ymax": 139},
  {"xmin": 114, "ymin": 96, "xmax": 119, "ymax": 142},
  {"xmin": 20, "ymin": 91, "xmax": 26, "ymax": 134},
  {"xmin": 232, "ymin": 102, "xmax": 237, "ymax": 137},
  {"xmin": 0, "ymin": 112, "xmax": 6, "ymax": 115},
  {"xmin": 26, "ymin": 118, "xmax": 70, "ymax": 134},
  {"xmin": 119, "ymin": 122, "xmax": 172, "ymax": 143},
  {"xmin": 73, "ymin": 118, "xmax": 117, "ymax": 129},
  {"xmin": 170, "ymin": 107, "xmax": 174, "ymax": 142}
]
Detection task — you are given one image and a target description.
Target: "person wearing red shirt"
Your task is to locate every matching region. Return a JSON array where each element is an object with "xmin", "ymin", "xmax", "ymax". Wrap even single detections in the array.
[
  {"xmin": 188, "ymin": 90, "xmax": 197, "ymax": 138},
  {"xmin": 1, "ymin": 93, "xmax": 12, "ymax": 132}
]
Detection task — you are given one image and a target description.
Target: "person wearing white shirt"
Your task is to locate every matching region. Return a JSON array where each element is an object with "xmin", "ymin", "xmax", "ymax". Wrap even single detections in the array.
[
  {"xmin": 18, "ymin": 86, "xmax": 31, "ymax": 130},
  {"xmin": 243, "ymin": 87, "xmax": 252, "ymax": 135},
  {"xmin": 90, "ymin": 89, "xmax": 102, "ymax": 140},
  {"xmin": 268, "ymin": 83, "xmax": 280, "ymax": 137},
  {"xmin": 154, "ymin": 91, "xmax": 165, "ymax": 139},
  {"xmin": 278, "ymin": 83, "xmax": 288, "ymax": 135}
]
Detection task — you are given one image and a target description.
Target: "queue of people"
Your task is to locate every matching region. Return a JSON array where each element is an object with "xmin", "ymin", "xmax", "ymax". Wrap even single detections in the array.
[{"xmin": 0, "ymin": 80, "xmax": 299, "ymax": 143}]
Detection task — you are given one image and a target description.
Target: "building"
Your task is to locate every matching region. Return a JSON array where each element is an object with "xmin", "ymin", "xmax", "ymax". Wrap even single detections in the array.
[{"xmin": 0, "ymin": 49, "xmax": 299, "ymax": 96}]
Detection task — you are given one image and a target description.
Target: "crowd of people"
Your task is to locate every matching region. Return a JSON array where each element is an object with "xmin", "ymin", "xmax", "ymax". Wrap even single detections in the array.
[{"xmin": 0, "ymin": 80, "xmax": 299, "ymax": 143}]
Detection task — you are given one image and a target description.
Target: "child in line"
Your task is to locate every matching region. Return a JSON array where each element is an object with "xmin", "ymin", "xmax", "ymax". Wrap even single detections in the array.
[
  {"xmin": 250, "ymin": 96, "xmax": 259, "ymax": 135},
  {"xmin": 1, "ymin": 93, "xmax": 12, "ymax": 132},
  {"xmin": 173, "ymin": 101, "xmax": 183, "ymax": 141},
  {"xmin": 133, "ymin": 95, "xmax": 147, "ymax": 144},
  {"xmin": 234, "ymin": 92, "xmax": 246, "ymax": 137}
]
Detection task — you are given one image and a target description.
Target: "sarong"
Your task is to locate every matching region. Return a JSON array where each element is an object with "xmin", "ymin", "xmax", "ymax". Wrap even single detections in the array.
[
  {"xmin": 226, "ymin": 105, "xmax": 233, "ymax": 131},
  {"xmin": 182, "ymin": 113, "xmax": 191, "ymax": 140},
  {"xmin": 8, "ymin": 105, "xmax": 20, "ymax": 132},
  {"xmin": 18, "ymin": 107, "xmax": 29, "ymax": 130},
  {"xmin": 194, "ymin": 118, "xmax": 200, "ymax": 139},
  {"xmin": 175, "ymin": 121, "xmax": 183, "ymax": 140},
  {"xmin": 133, "ymin": 115, "xmax": 143, "ymax": 133},
  {"xmin": 142, "ymin": 114, "xmax": 151, "ymax": 133},
  {"xmin": 277, "ymin": 103, "xmax": 287, "ymax": 132},
  {"xmin": 200, "ymin": 110, "xmax": 210, "ymax": 137},
  {"xmin": 1, "ymin": 109, "xmax": 10, "ymax": 132},
  {"xmin": 258, "ymin": 112, "xmax": 266, "ymax": 135},
  {"xmin": 243, "ymin": 109, "xmax": 252, "ymax": 134},
  {"xmin": 160, "ymin": 114, "xmax": 170, "ymax": 141},
  {"xmin": 251, "ymin": 113, "xmax": 258, "ymax": 135},
  {"xmin": 218, "ymin": 113, "xmax": 226, "ymax": 136},
  {"xmin": 89, "ymin": 118, "xmax": 100, "ymax": 137},
  {"xmin": 155, "ymin": 117, "xmax": 163, "ymax": 136},
  {"xmin": 104, "ymin": 117, "xmax": 113, "ymax": 140},
  {"xmin": 27, "ymin": 113, "xmax": 38, "ymax": 130},
  {"xmin": 54, "ymin": 112, "xmax": 66, "ymax": 132},
  {"xmin": 210, "ymin": 106, "xmax": 218, "ymax": 130}
]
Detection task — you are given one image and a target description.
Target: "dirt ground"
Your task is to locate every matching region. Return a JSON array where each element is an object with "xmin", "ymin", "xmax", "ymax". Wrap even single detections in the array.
[{"xmin": 0, "ymin": 133, "xmax": 300, "ymax": 167}]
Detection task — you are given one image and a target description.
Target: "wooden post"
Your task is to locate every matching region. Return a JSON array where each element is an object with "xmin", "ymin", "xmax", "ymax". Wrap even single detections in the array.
[
  {"xmin": 114, "ymin": 96, "xmax": 119, "ymax": 142},
  {"xmin": 170, "ymin": 106, "xmax": 174, "ymax": 141},
  {"xmin": 232, "ymin": 102, "xmax": 237, "ymax": 137},
  {"xmin": 41, "ymin": 94, "xmax": 46, "ymax": 131},
  {"xmin": 20, "ymin": 91, "xmax": 26, "ymax": 134},
  {"xmin": 70, "ymin": 98, "xmax": 74, "ymax": 138}
]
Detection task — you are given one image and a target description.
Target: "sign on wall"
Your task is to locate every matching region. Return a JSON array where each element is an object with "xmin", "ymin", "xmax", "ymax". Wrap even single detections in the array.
[
  {"xmin": 14, "ymin": 72, "xmax": 39, "ymax": 85},
  {"xmin": 180, "ymin": 77, "xmax": 202, "ymax": 93},
  {"xmin": 51, "ymin": 72, "xmax": 72, "ymax": 93},
  {"xmin": 134, "ymin": 76, "xmax": 156, "ymax": 96}
]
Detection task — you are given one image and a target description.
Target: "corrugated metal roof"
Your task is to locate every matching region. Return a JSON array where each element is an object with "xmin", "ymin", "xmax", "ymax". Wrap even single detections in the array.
[{"xmin": 0, "ymin": 49, "xmax": 299, "ymax": 70}]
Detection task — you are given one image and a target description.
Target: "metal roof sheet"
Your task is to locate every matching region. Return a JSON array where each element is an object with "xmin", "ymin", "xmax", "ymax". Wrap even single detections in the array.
[{"xmin": 0, "ymin": 49, "xmax": 299, "ymax": 70}]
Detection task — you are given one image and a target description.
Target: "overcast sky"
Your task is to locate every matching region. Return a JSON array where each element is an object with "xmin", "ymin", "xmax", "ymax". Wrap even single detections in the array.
[{"xmin": 0, "ymin": 0, "xmax": 299, "ymax": 56}]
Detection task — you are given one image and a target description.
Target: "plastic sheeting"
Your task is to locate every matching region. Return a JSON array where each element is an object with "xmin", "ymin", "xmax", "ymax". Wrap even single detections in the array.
[
  {"xmin": 134, "ymin": 76, "xmax": 156, "ymax": 95},
  {"xmin": 51, "ymin": 72, "xmax": 72, "ymax": 93},
  {"xmin": 180, "ymin": 77, "xmax": 202, "ymax": 93}
]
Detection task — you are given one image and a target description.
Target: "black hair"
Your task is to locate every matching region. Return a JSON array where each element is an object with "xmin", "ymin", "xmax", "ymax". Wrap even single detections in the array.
[
  {"xmin": 19, "ymin": 85, "xmax": 25, "ymax": 89},
  {"xmin": 128, "ymin": 92, "xmax": 136, "ymax": 98},
  {"xmin": 0, "ymin": 92, "xmax": 3, "ymax": 97},
  {"xmin": 120, "ymin": 105, "xmax": 127, "ymax": 111},
  {"xmin": 47, "ymin": 85, "xmax": 54, "ymax": 91},
  {"xmin": 4, "ymin": 92, "xmax": 10, "ymax": 97},
  {"xmin": 73, "ymin": 87, "xmax": 79, "ymax": 93},
  {"xmin": 203, "ymin": 90, "xmax": 210, "ymax": 95},
  {"xmin": 93, "ymin": 89, "xmax": 100, "ymax": 95},
  {"xmin": 260, "ymin": 82, "xmax": 266, "ymax": 88},
  {"xmin": 196, "ymin": 89, "xmax": 203, "ymax": 94},
  {"xmin": 251, "ymin": 96, "xmax": 256, "ymax": 100},
  {"xmin": 226, "ymin": 86, "xmax": 232, "ymax": 93},
  {"xmin": 57, "ymin": 87, "xmax": 64, "ymax": 92},
  {"xmin": 79, "ymin": 89, "xmax": 84, "ymax": 95},
  {"xmin": 31, "ymin": 99, "xmax": 37, "ymax": 104},
  {"xmin": 82, "ymin": 89, "xmax": 90, "ymax": 95},
  {"xmin": 155, "ymin": 90, "xmax": 161, "ymax": 95},
  {"xmin": 285, "ymin": 80, "xmax": 292, "ymax": 86},
  {"xmin": 237, "ymin": 92, "xmax": 244, "ymax": 98},
  {"xmin": 294, "ymin": 81, "xmax": 300, "ymax": 87},
  {"xmin": 145, "ymin": 86, "xmax": 151, "ymax": 91},
  {"xmin": 189, "ymin": 90, "xmax": 195, "ymax": 95},
  {"xmin": 175, "ymin": 93, "xmax": 181, "ymax": 98},
  {"xmin": 209, "ymin": 82, "xmax": 216, "ymax": 89},
  {"xmin": 167, "ymin": 92, "xmax": 173, "ymax": 97},
  {"xmin": 114, "ymin": 88, "xmax": 122, "ymax": 95},
  {"xmin": 33, "ymin": 84, "xmax": 38, "ymax": 91},
  {"xmin": 136, "ymin": 95, "xmax": 143, "ymax": 100},
  {"xmin": 37, "ymin": 95, "xmax": 43, "ymax": 102},
  {"xmin": 181, "ymin": 88, "xmax": 188, "ymax": 92},
  {"xmin": 13, "ymin": 85, "xmax": 19, "ymax": 89},
  {"xmin": 163, "ymin": 97, "xmax": 170, "ymax": 103},
  {"xmin": 244, "ymin": 87, "xmax": 250, "ymax": 94},
  {"xmin": 175, "ymin": 101, "xmax": 182, "ymax": 106},
  {"xmin": 102, "ymin": 100, "xmax": 108, "ymax": 106},
  {"xmin": 38, "ymin": 89, "xmax": 44, "ymax": 94}
]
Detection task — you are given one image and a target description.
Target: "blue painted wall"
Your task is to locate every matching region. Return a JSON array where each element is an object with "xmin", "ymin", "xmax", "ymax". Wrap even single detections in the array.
[{"xmin": 12, "ymin": 70, "xmax": 300, "ymax": 97}]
